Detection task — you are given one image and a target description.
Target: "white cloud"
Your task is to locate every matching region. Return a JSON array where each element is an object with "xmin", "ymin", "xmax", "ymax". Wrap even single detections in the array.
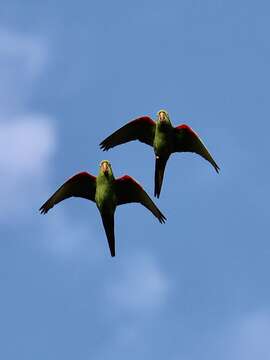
[
  {"xmin": 39, "ymin": 210, "xmax": 100, "ymax": 259},
  {"xmin": 0, "ymin": 29, "xmax": 47, "ymax": 70},
  {"xmin": 0, "ymin": 116, "xmax": 55, "ymax": 175},
  {"xmin": 0, "ymin": 29, "xmax": 94, "ymax": 258},
  {"xmin": 191, "ymin": 310, "xmax": 270, "ymax": 360},
  {"xmin": 94, "ymin": 253, "xmax": 170, "ymax": 359},
  {"xmin": 0, "ymin": 117, "xmax": 56, "ymax": 222},
  {"xmin": 0, "ymin": 29, "xmax": 48, "ymax": 113},
  {"xmin": 106, "ymin": 253, "xmax": 169, "ymax": 310},
  {"xmin": 0, "ymin": 29, "xmax": 103, "ymax": 260},
  {"xmin": 0, "ymin": 29, "xmax": 54, "ymax": 222},
  {"xmin": 224, "ymin": 311, "xmax": 270, "ymax": 360}
]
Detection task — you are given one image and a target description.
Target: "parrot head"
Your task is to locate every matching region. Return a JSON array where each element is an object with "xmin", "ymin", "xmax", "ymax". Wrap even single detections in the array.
[
  {"xmin": 157, "ymin": 110, "xmax": 171, "ymax": 125},
  {"xmin": 99, "ymin": 160, "xmax": 114, "ymax": 177}
]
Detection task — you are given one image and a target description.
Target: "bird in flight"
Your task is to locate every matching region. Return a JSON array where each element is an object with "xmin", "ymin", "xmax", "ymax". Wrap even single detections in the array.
[
  {"xmin": 39, "ymin": 160, "xmax": 166, "ymax": 257},
  {"xmin": 100, "ymin": 110, "xmax": 220, "ymax": 198}
]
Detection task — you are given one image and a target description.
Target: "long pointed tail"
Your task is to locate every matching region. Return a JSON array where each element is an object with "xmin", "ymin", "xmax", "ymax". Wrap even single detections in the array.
[
  {"xmin": 154, "ymin": 156, "xmax": 168, "ymax": 198},
  {"xmin": 101, "ymin": 213, "xmax": 115, "ymax": 257}
]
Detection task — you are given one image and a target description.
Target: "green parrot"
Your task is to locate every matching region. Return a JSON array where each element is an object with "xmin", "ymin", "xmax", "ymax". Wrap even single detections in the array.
[
  {"xmin": 100, "ymin": 110, "xmax": 220, "ymax": 198},
  {"xmin": 39, "ymin": 160, "xmax": 166, "ymax": 257}
]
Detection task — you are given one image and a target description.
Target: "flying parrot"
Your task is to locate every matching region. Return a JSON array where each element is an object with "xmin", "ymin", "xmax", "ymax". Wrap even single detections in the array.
[
  {"xmin": 39, "ymin": 160, "xmax": 166, "ymax": 257},
  {"xmin": 100, "ymin": 110, "xmax": 220, "ymax": 198}
]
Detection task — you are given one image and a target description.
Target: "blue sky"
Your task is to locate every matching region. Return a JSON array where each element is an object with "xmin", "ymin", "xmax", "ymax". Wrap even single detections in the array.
[{"xmin": 0, "ymin": 0, "xmax": 269, "ymax": 359}]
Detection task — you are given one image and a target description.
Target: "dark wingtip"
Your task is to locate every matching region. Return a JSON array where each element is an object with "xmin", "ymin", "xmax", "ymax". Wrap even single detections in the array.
[
  {"xmin": 215, "ymin": 164, "xmax": 220, "ymax": 173},
  {"xmin": 99, "ymin": 140, "xmax": 111, "ymax": 152},
  {"xmin": 39, "ymin": 203, "xmax": 49, "ymax": 215},
  {"xmin": 159, "ymin": 214, "xmax": 167, "ymax": 224},
  {"xmin": 99, "ymin": 142, "xmax": 106, "ymax": 151},
  {"xmin": 157, "ymin": 210, "xmax": 167, "ymax": 224},
  {"xmin": 39, "ymin": 206, "xmax": 46, "ymax": 215}
]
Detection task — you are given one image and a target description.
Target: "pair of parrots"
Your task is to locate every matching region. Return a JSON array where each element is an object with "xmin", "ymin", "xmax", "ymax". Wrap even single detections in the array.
[{"xmin": 40, "ymin": 110, "xmax": 219, "ymax": 257}]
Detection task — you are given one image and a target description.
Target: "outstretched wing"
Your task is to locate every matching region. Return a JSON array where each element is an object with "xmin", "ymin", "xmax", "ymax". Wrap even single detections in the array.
[
  {"xmin": 173, "ymin": 124, "xmax": 220, "ymax": 173},
  {"xmin": 100, "ymin": 116, "xmax": 156, "ymax": 151},
  {"xmin": 115, "ymin": 175, "xmax": 166, "ymax": 223},
  {"xmin": 39, "ymin": 172, "xmax": 96, "ymax": 214}
]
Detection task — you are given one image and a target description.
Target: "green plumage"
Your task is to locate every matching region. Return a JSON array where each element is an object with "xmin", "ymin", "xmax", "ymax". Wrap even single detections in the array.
[
  {"xmin": 39, "ymin": 160, "xmax": 166, "ymax": 257},
  {"xmin": 100, "ymin": 109, "xmax": 220, "ymax": 198},
  {"xmin": 95, "ymin": 161, "xmax": 117, "ymax": 215}
]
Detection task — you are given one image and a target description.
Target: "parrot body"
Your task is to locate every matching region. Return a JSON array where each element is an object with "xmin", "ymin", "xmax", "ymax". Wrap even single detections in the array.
[
  {"xmin": 100, "ymin": 110, "xmax": 219, "ymax": 198},
  {"xmin": 40, "ymin": 160, "xmax": 166, "ymax": 257},
  {"xmin": 95, "ymin": 165, "xmax": 117, "ymax": 214},
  {"xmin": 153, "ymin": 120, "xmax": 172, "ymax": 157}
]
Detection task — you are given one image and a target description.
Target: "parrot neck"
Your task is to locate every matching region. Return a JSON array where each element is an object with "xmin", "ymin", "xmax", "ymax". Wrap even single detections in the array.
[
  {"xmin": 96, "ymin": 170, "xmax": 115, "ymax": 187},
  {"xmin": 156, "ymin": 118, "xmax": 172, "ymax": 130}
]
